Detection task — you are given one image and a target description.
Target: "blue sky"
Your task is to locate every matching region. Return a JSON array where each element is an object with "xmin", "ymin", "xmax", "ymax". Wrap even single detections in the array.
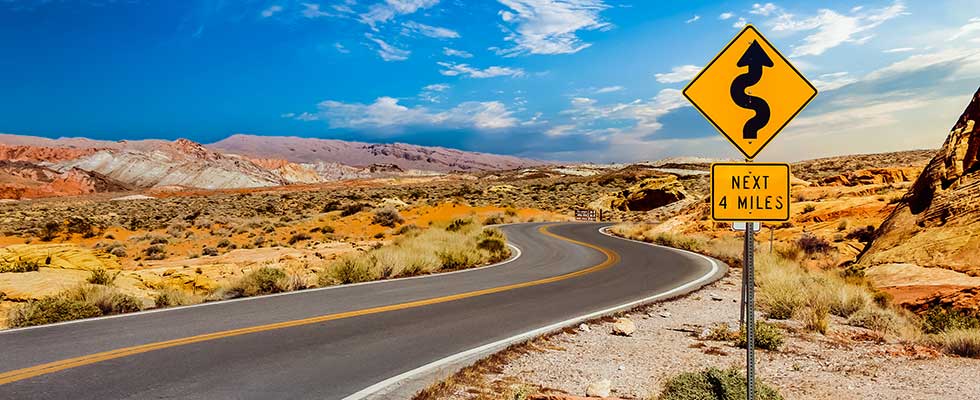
[{"xmin": 1, "ymin": 0, "xmax": 979, "ymax": 162}]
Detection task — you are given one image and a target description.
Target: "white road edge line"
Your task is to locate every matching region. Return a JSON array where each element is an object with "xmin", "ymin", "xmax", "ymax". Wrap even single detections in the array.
[
  {"xmin": 342, "ymin": 224, "xmax": 725, "ymax": 400},
  {"xmin": 0, "ymin": 240, "xmax": 523, "ymax": 335}
]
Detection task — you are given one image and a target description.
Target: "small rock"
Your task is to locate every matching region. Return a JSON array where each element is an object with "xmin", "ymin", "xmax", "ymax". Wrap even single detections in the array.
[
  {"xmin": 585, "ymin": 379, "xmax": 611, "ymax": 397},
  {"xmin": 611, "ymin": 317, "xmax": 636, "ymax": 336},
  {"xmin": 579, "ymin": 323, "xmax": 591, "ymax": 332},
  {"xmin": 699, "ymin": 327, "xmax": 712, "ymax": 339},
  {"xmin": 709, "ymin": 293, "xmax": 723, "ymax": 301},
  {"xmin": 659, "ymin": 311, "xmax": 672, "ymax": 319},
  {"xmin": 617, "ymin": 364, "xmax": 625, "ymax": 371}
]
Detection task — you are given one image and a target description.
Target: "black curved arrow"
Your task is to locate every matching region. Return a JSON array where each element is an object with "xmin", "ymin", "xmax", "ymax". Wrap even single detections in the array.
[{"xmin": 730, "ymin": 40, "xmax": 773, "ymax": 140}]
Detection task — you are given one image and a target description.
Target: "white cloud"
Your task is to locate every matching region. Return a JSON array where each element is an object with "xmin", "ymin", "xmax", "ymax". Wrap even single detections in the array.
[
  {"xmin": 733, "ymin": 17, "xmax": 747, "ymax": 28},
  {"xmin": 719, "ymin": 12, "xmax": 734, "ymax": 20},
  {"xmin": 558, "ymin": 89, "xmax": 690, "ymax": 140},
  {"xmin": 442, "ymin": 47, "xmax": 473, "ymax": 58},
  {"xmin": 864, "ymin": 47, "xmax": 980, "ymax": 81},
  {"xmin": 495, "ymin": 0, "xmax": 611, "ymax": 56},
  {"xmin": 261, "ymin": 5, "xmax": 283, "ymax": 18},
  {"xmin": 304, "ymin": 97, "xmax": 518, "ymax": 130},
  {"xmin": 402, "ymin": 21, "xmax": 460, "ymax": 39},
  {"xmin": 685, "ymin": 15, "xmax": 700, "ymax": 24},
  {"xmin": 770, "ymin": 1, "xmax": 907, "ymax": 57},
  {"xmin": 334, "ymin": 43, "xmax": 350, "ymax": 53},
  {"xmin": 810, "ymin": 71, "xmax": 857, "ymax": 91},
  {"xmin": 883, "ymin": 47, "xmax": 915, "ymax": 53},
  {"xmin": 366, "ymin": 34, "xmax": 410, "ymax": 61},
  {"xmin": 360, "ymin": 0, "xmax": 439, "ymax": 28},
  {"xmin": 654, "ymin": 65, "xmax": 701, "ymax": 84},
  {"xmin": 419, "ymin": 83, "xmax": 451, "ymax": 102},
  {"xmin": 301, "ymin": 3, "xmax": 332, "ymax": 18},
  {"xmin": 750, "ymin": 3, "xmax": 777, "ymax": 16},
  {"xmin": 595, "ymin": 85, "xmax": 623, "ymax": 94},
  {"xmin": 437, "ymin": 62, "xmax": 525, "ymax": 78},
  {"xmin": 950, "ymin": 17, "xmax": 980, "ymax": 41},
  {"xmin": 545, "ymin": 124, "xmax": 577, "ymax": 137}
]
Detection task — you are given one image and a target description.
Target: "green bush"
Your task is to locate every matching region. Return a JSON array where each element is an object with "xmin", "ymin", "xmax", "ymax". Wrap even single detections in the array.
[
  {"xmin": 735, "ymin": 321, "xmax": 785, "ymax": 351},
  {"xmin": 921, "ymin": 307, "xmax": 980, "ymax": 334},
  {"xmin": 222, "ymin": 267, "xmax": 298, "ymax": 299},
  {"xmin": 0, "ymin": 257, "xmax": 41, "ymax": 273},
  {"xmin": 7, "ymin": 297, "xmax": 102, "ymax": 328},
  {"xmin": 659, "ymin": 367, "xmax": 783, "ymax": 400}
]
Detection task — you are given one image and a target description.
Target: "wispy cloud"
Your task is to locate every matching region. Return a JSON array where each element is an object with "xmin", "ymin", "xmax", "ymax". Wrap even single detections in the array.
[
  {"xmin": 442, "ymin": 47, "xmax": 473, "ymax": 58},
  {"xmin": 402, "ymin": 21, "xmax": 460, "ymax": 39},
  {"xmin": 301, "ymin": 3, "xmax": 332, "ymax": 18},
  {"xmin": 595, "ymin": 86, "xmax": 623, "ymax": 94},
  {"xmin": 366, "ymin": 34, "xmax": 410, "ymax": 61},
  {"xmin": 750, "ymin": 3, "xmax": 777, "ymax": 16},
  {"xmin": 296, "ymin": 97, "xmax": 519, "ymax": 130},
  {"xmin": 334, "ymin": 42, "xmax": 350, "ymax": 54},
  {"xmin": 949, "ymin": 17, "xmax": 980, "ymax": 41},
  {"xmin": 685, "ymin": 15, "xmax": 700, "ymax": 24},
  {"xmin": 768, "ymin": 1, "xmax": 908, "ymax": 57},
  {"xmin": 810, "ymin": 71, "xmax": 857, "ymax": 91},
  {"xmin": 719, "ymin": 12, "xmax": 734, "ymax": 20},
  {"xmin": 883, "ymin": 47, "xmax": 915, "ymax": 53},
  {"xmin": 360, "ymin": 0, "xmax": 440, "ymax": 29},
  {"xmin": 733, "ymin": 17, "xmax": 747, "ymax": 28},
  {"xmin": 261, "ymin": 5, "xmax": 283, "ymax": 18},
  {"xmin": 495, "ymin": 0, "xmax": 611, "ymax": 56},
  {"xmin": 654, "ymin": 65, "xmax": 701, "ymax": 84},
  {"xmin": 437, "ymin": 62, "xmax": 525, "ymax": 78},
  {"xmin": 419, "ymin": 83, "xmax": 451, "ymax": 102}
]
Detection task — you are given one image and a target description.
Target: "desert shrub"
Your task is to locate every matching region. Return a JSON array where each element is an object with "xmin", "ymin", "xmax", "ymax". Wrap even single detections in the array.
[
  {"xmin": 322, "ymin": 256, "xmax": 375, "ymax": 285},
  {"xmin": 848, "ymin": 307, "xmax": 899, "ymax": 334},
  {"xmin": 166, "ymin": 221, "xmax": 190, "ymax": 237},
  {"xmin": 394, "ymin": 224, "xmax": 419, "ymax": 235},
  {"xmin": 321, "ymin": 225, "xmax": 335, "ymax": 234},
  {"xmin": 477, "ymin": 228, "xmax": 509, "ymax": 261},
  {"xmin": 829, "ymin": 285, "xmax": 870, "ymax": 318},
  {"xmin": 86, "ymin": 268, "xmax": 120, "ymax": 286},
  {"xmin": 65, "ymin": 285, "xmax": 142, "ymax": 315},
  {"xmin": 482, "ymin": 214, "xmax": 506, "ymax": 225},
  {"xmin": 872, "ymin": 290, "xmax": 892, "ymax": 307},
  {"xmin": 0, "ymin": 257, "xmax": 41, "ymax": 273},
  {"xmin": 143, "ymin": 244, "xmax": 167, "ymax": 260},
  {"xmin": 150, "ymin": 236, "xmax": 170, "ymax": 245},
  {"xmin": 649, "ymin": 233, "xmax": 704, "ymax": 252},
  {"xmin": 154, "ymin": 287, "xmax": 195, "ymax": 308},
  {"xmin": 801, "ymin": 204, "xmax": 816, "ymax": 213},
  {"xmin": 340, "ymin": 203, "xmax": 368, "ymax": 217},
  {"xmin": 437, "ymin": 248, "xmax": 481, "ymax": 270},
  {"xmin": 39, "ymin": 221, "xmax": 61, "ymax": 241},
  {"xmin": 288, "ymin": 232, "xmax": 312, "ymax": 245},
  {"xmin": 371, "ymin": 208, "xmax": 405, "ymax": 228},
  {"xmin": 836, "ymin": 220, "xmax": 848, "ymax": 231},
  {"xmin": 446, "ymin": 218, "xmax": 472, "ymax": 232},
  {"xmin": 659, "ymin": 367, "xmax": 783, "ymax": 400},
  {"xmin": 222, "ymin": 267, "xmax": 305, "ymax": 299},
  {"xmin": 797, "ymin": 233, "xmax": 831, "ymax": 255},
  {"xmin": 930, "ymin": 329, "xmax": 980, "ymax": 358},
  {"xmin": 102, "ymin": 242, "xmax": 128, "ymax": 258},
  {"xmin": 66, "ymin": 217, "xmax": 99, "ymax": 238},
  {"xmin": 735, "ymin": 321, "xmax": 785, "ymax": 351},
  {"xmin": 321, "ymin": 200, "xmax": 342, "ymax": 213},
  {"xmin": 202, "ymin": 246, "xmax": 219, "ymax": 256},
  {"xmin": 845, "ymin": 225, "xmax": 875, "ymax": 243},
  {"xmin": 7, "ymin": 296, "xmax": 102, "ymax": 328},
  {"xmin": 757, "ymin": 257, "xmax": 804, "ymax": 320},
  {"xmin": 921, "ymin": 307, "xmax": 980, "ymax": 334},
  {"xmin": 774, "ymin": 244, "xmax": 802, "ymax": 261},
  {"xmin": 504, "ymin": 208, "xmax": 518, "ymax": 217},
  {"xmin": 216, "ymin": 238, "xmax": 232, "ymax": 248}
]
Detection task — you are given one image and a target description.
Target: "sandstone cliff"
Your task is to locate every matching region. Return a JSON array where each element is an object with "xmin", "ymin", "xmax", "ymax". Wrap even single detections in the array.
[{"xmin": 860, "ymin": 87, "xmax": 980, "ymax": 276}]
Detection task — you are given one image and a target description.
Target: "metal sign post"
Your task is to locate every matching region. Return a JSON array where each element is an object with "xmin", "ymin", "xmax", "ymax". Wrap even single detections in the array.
[{"xmin": 743, "ymin": 215, "xmax": 756, "ymax": 399}]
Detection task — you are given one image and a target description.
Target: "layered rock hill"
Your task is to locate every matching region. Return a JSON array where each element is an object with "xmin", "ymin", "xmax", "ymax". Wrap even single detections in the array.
[
  {"xmin": 0, "ymin": 161, "xmax": 131, "ymax": 199},
  {"xmin": 860, "ymin": 87, "xmax": 980, "ymax": 277},
  {"xmin": 207, "ymin": 134, "xmax": 543, "ymax": 172}
]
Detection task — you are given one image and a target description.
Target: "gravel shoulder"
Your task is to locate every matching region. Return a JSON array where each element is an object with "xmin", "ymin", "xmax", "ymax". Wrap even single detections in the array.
[{"xmin": 443, "ymin": 268, "xmax": 980, "ymax": 399}]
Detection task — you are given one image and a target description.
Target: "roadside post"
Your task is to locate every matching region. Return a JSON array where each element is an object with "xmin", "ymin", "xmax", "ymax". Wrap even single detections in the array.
[{"xmin": 683, "ymin": 24, "xmax": 816, "ymax": 399}]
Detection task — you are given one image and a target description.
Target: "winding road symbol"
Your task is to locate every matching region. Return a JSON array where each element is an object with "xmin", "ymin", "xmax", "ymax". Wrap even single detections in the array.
[
  {"xmin": 682, "ymin": 25, "xmax": 817, "ymax": 160},
  {"xmin": 730, "ymin": 40, "xmax": 773, "ymax": 141}
]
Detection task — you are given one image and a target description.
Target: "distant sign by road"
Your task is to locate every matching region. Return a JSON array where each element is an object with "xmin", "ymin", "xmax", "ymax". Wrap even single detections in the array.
[
  {"xmin": 711, "ymin": 163, "xmax": 790, "ymax": 222},
  {"xmin": 575, "ymin": 209, "xmax": 600, "ymax": 221},
  {"xmin": 683, "ymin": 25, "xmax": 817, "ymax": 160}
]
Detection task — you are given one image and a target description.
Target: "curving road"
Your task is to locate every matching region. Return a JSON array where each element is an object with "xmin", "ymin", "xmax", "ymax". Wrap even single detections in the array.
[{"xmin": 0, "ymin": 222, "xmax": 725, "ymax": 399}]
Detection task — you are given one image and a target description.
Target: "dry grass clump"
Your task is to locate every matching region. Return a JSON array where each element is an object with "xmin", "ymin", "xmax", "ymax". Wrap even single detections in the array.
[
  {"xmin": 318, "ymin": 222, "xmax": 510, "ymax": 286},
  {"xmin": 371, "ymin": 208, "xmax": 404, "ymax": 228},
  {"xmin": 0, "ymin": 256, "xmax": 41, "ymax": 273},
  {"xmin": 929, "ymin": 329, "xmax": 980, "ymax": 358},
  {"xmin": 218, "ymin": 267, "xmax": 308, "ymax": 299},
  {"xmin": 7, "ymin": 284, "xmax": 143, "ymax": 328},
  {"xmin": 87, "ymin": 267, "xmax": 120, "ymax": 285},
  {"xmin": 154, "ymin": 286, "xmax": 200, "ymax": 308}
]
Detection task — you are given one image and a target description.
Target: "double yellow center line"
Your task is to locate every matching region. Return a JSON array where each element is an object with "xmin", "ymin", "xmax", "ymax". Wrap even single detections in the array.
[{"xmin": 0, "ymin": 224, "xmax": 620, "ymax": 385}]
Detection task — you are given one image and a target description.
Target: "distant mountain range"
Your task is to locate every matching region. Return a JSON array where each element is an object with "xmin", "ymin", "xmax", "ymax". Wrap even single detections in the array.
[{"xmin": 0, "ymin": 133, "xmax": 544, "ymax": 199}]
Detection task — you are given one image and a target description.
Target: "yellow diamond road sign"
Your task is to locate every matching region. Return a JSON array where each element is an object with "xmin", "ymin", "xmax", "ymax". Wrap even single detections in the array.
[{"xmin": 684, "ymin": 25, "xmax": 817, "ymax": 160}]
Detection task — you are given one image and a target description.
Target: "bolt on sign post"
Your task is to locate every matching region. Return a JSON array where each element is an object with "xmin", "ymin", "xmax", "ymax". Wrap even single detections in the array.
[{"xmin": 684, "ymin": 24, "xmax": 815, "ymax": 400}]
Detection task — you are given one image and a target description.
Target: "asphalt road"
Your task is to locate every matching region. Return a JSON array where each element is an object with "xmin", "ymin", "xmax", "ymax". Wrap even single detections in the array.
[{"xmin": 0, "ymin": 222, "xmax": 724, "ymax": 399}]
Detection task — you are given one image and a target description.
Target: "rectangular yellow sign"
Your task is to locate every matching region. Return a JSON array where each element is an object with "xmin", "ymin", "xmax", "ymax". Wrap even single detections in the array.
[{"xmin": 711, "ymin": 163, "xmax": 790, "ymax": 222}]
